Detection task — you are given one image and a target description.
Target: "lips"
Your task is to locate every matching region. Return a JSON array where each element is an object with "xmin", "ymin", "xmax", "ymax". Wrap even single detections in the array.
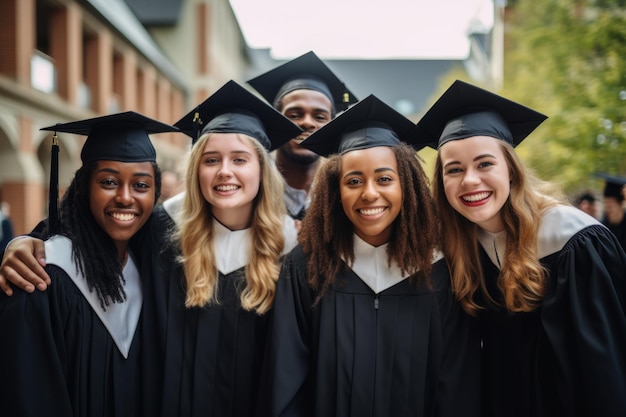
[
  {"xmin": 109, "ymin": 211, "xmax": 138, "ymax": 222},
  {"xmin": 461, "ymin": 191, "xmax": 491, "ymax": 203},
  {"xmin": 214, "ymin": 184, "xmax": 240, "ymax": 192},
  {"xmin": 358, "ymin": 207, "xmax": 386, "ymax": 216}
]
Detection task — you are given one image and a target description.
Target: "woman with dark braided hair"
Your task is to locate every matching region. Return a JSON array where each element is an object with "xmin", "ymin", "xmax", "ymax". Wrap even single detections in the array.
[
  {"xmin": 0, "ymin": 112, "xmax": 177, "ymax": 417},
  {"xmin": 259, "ymin": 96, "xmax": 482, "ymax": 417}
]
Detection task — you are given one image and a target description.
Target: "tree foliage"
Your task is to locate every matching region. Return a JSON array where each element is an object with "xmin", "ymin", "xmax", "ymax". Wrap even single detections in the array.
[{"xmin": 501, "ymin": 0, "xmax": 626, "ymax": 195}]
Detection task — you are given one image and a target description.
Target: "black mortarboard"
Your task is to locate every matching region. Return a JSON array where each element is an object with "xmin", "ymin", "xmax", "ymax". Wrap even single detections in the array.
[
  {"xmin": 247, "ymin": 51, "xmax": 358, "ymax": 113},
  {"xmin": 40, "ymin": 111, "xmax": 179, "ymax": 234},
  {"xmin": 594, "ymin": 172, "xmax": 626, "ymax": 201},
  {"xmin": 415, "ymin": 80, "xmax": 548, "ymax": 149},
  {"xmin": 174, "ymin": 80, "xmax": 302, "ymax": 150},
  {"xmin": 299, "ymin": 94, "xmax": 417, "ymax": 158}
]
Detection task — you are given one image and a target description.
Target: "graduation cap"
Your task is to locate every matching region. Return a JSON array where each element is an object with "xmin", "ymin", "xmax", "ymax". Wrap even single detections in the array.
[
  {"xmin": 415, "ymin": 80, "xmax": 548, "ymax": 149},
  {"xmin": 40, "ymin": 111, "xmax": 179, "ymax": 234},
  {"xmin": 594, "ymin": 172, "xmax": 626, "ymax": 201},
  {"xmin": 174, "ymin": 80, "xmax": 302, "ymax": 150},
  {"xmin": 299, "ymin": 94, "xmax": 417, "ymax": 158},
  {"xmin": 247, "ymin": 51, "xmax": 358, "ymax": 113}
]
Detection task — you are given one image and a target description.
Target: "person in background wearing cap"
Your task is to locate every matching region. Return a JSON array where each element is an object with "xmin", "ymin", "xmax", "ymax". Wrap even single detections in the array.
[
  {"xmin": 0, "ymin": 112, "xmax": 177, "ymax": 416},
  {"xmin": 248, "ymin": 51, "xmax": 357, "ymax": 226},
  {"xmin": 595, "ymin": 173, "xmax": 626, "ymax": 250},
  {"xmin": 258, "ymin": 95, "xmax": 482, "ymax": 417},
  {"xmin": 572, "ymin": 189, "xmax": 598, "ymax": 219},
  {"xmin": 417, "ymin": 80, "xmax": 626, "ymax": 417}
]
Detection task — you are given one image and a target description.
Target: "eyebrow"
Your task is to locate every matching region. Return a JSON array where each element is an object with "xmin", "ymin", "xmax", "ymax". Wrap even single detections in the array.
[
  {"xmin": 96, "ymin": 167, "xmax": 153, "ymax": 178},
  {"xmin": 342, "ymin": 166, "xmax": 397, "ymax": 178},
  {"xmin": 202, "ymin": 150, "xmax": 253, "ymax": 156},
  {"xmin": 443, "ymin": 153, "xmax": 497, "ymax": 169}
]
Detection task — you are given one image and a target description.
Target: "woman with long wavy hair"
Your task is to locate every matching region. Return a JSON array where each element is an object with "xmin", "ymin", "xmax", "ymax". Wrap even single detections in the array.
[
  {"xmin": 418, "ymin": 80, "xmax": 626, "ymax": 417},
  {"xmin": 259, "ymin": 95, "xmax": 482, "ymax": 417}
]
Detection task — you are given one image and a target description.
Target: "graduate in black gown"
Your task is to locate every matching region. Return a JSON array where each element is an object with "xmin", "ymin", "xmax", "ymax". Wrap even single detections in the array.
[
  {"xmin": 131, "ymin": 80, "xmax": 302, "ymax": 417},
  {"xmin": 417, "ymin": 80, "xmax": 626, "ymax": 417},
  {"xmin": 0, "ymin": 82, "xmax": 302, "ymax": 417},
  {"xmin": 0, "ymin": 112, "xmax": 177, "ymax": 417},
  {"xmin": 258, "ymin": 95, "xmax": 483, "ymax": 417}
]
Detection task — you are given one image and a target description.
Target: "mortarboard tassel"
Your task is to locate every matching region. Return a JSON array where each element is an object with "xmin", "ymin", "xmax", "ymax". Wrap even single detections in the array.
[
  {"xmin": 48, "ymin": 132, "xmax": 61, "ymax": 235},
  {"xmin": 192, "ymin": 108, "xmax": 203, "ymax": 145}
]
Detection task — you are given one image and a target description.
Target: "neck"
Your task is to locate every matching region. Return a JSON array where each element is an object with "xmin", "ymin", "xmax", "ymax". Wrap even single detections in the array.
[{"xmin": 275, "ymin": 151, "xmax": 320, "ymax": 192}]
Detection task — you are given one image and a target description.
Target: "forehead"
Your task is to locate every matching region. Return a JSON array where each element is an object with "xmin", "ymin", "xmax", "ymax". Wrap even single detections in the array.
[
  {"xmin": 340, "ymin": 146, "xmax": 398, "ymax": 172},
  {"xmin": 281, "ymin": 89, "xmax": 333, "ymax": 112},
  {"xmin": 203, "ymin": 132, "xmax": 257, "ymax": 152},
  {"xmin": 439, "ymin": 135, "xmax": 504, "ymax": 159},
  {"xmin": 93, "ymin": 160, "xmax": 155, "ymax": 174}
]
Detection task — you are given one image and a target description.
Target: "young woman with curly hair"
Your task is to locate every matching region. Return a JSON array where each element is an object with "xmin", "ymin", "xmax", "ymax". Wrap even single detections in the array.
[
  {"xmin": 259, "ymin": 95, "xmax": 482, "ymax": 417},
  {"xmin": 0, "ymin": 111, "xmax": 176, "ymax": 417},
  {"xmin": 418, "ymin": 80, "xmax": 626, "ymax": 417}
]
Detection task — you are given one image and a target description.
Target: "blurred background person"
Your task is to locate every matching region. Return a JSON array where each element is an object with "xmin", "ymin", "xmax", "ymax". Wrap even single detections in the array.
[
  {"xmin": 573, "ymin": 190, "xmax": 598, "ymax": 219},
  {"xmin": 595, "ymin": 173, "xmax": 626, "ymax": 251},
  {"xmin": 158, "ymin": 169, "xmax": 183, "ymax": 203},
  {"xmin": 0, "ymin": 201, "xmax": 14, "ymax": 251}
]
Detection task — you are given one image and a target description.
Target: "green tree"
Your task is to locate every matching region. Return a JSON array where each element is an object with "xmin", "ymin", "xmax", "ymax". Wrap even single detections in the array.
[{"xmin": 502, "ymin": 0, "xmax": 626, "ymax": 194}]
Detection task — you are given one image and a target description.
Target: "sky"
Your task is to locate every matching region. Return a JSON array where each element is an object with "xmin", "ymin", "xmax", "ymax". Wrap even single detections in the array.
[{"xmin": 228, "ymin": 0, "xmax": 494, "ymax": 60}]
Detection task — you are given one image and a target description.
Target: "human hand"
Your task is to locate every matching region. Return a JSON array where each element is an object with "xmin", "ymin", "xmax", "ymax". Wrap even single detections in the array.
[{"xmin": 0, "ymin": 237, "xmax": 50, "ymax": 296}]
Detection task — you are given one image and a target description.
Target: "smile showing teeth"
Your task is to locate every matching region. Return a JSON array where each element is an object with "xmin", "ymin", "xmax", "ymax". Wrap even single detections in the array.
[
  {"xmin": 462, "ymin": 191, "xmax": 491, "ymax": 202},
  {"xmin": 215, "ymin": 185, "xmax": 239, "ymax": 192},
  {"xmin": 110, "ymin": 212, "xmax": 136, "ymax": 222},
  {"xmin": 358, "ymin": 207, "xmax": 385, "ymax": 216}
]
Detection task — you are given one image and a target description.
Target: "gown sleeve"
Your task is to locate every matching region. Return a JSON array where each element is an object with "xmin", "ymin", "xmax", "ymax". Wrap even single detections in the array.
[
  {"xmin": 541, "ymin": 224, "xmax": 626, "ymax": 415},
  {"xmin": 0, "ymin": 267, "xmax": 74, "ymax": 417},
  {"xmin": 258, "ymin": 245, "xmax": 314, "ymax": 417}
]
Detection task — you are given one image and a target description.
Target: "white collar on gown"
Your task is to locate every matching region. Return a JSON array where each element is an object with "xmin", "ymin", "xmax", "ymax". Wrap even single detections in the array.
[
  {"xmin": 163, "ymin": 192, "xmax": 299, "ymax": 275},
  {"xmin": 478, "ymin": 204, "xmax": 601, "ymax": 270},
  {"xmin": 44, "ymin": 235, "xmax": 142, "ymax": 359}
]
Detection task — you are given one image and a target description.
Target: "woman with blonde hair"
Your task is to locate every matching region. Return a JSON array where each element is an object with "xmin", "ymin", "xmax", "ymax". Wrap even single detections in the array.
[
  {"xmin": 417, "ymin": 80, "xmax": 626, "ymax": 417},
  {"xmin": 0, "ymin": 81, "xmax": 302, "ymax": 417}
]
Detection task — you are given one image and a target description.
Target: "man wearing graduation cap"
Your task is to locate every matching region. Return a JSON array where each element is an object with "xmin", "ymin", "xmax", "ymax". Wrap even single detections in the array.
[
  {"xmin": 259, "ymin": 94, "xmax": 482, "ymax": 417},
  {"xmin": 247, "ymin": 51, "xmax": 357, "ymax": 221},
  {"xmin": 417, "ymin": 79, "xmax": 626, "ymax": 417},
  {"xmin": 595, "ymin": 172, "xmax": 626, "ymax": 250}
]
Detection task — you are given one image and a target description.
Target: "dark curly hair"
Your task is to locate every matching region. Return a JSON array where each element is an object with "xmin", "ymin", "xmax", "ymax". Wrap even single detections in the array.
[
  {"xmin": 46, "ymin": 161, "xmax": 161, "ymax": 308},
  {"xmin": 298, "ymin": 144, "xmax": 439, "ymax": 302}
]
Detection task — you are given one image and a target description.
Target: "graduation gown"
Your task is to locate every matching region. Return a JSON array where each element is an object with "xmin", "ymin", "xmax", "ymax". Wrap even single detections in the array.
[
  {"xmin": 260, "ymin": 236, "xmax": 482, "ymax": 417},
  {"xmin": 0, "ymin": 235, "xmax": 143, "ymax": 417},
  {"xmin": 134, "ymin": 193, "xmax": 299, "ymax": 417},
  {"xmin": 477, "ymin": 205, "xmax": 626, "ymax": 417}
]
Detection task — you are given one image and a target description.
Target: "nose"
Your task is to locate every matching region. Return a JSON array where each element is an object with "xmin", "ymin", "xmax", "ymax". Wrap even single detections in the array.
[
  {"xmin": 361, "ymin": 181, "xmax": 379, "ymax": 201},
  {"xmin": 217, "ymin": 161, "xmax": 232, "ymax": 177},
  {"xmin": 115, "ymin": 186, "xmax": 133, "ymax": 206},
  {"xmin": 299, "ymin": 113, "xmax": 317, "ymax": 130},
  {"xmin": 461, "ymin": 168, "xmax": 481, "ymax": 187}
]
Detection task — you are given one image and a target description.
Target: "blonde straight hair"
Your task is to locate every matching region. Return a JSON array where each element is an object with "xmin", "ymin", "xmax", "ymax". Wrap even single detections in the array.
[{"xmin": 176, "ymin": 132, "xmax": 286, "ymax": 314}]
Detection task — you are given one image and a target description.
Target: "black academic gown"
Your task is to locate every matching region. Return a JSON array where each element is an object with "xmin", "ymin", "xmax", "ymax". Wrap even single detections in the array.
[
  {"xmin": 478, "ymin": 206, "xmax": 626, "ymax": 417},
  {"xmin": 260, "ymin": 244, "xmax": 482, "ymax": 417},
  {"xmin": 135, "ymin": 201, "xmax": 297, "ymax": 417},
  {"xmin": 0, "ymin": 249, "xmax": 142, "ymax": 417}
]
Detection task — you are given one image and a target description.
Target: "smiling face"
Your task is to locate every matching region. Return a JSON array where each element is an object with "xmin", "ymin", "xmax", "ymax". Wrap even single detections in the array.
[
  {"xmin": 197, "ymin": 133, "xmax": 261, "ymax": 229},
  {"xmin": 439, "ymin": 136, "xmax": 511, "ymax": 233},
  {"xmin": 278, "ymin": 89, "xmax": 333, "ymax": 164},
  {"xmin": 89, "ymin": 160, "xmax": 156, "ymax": 254},
  {"xmin": 339, "ymin": 146, "xmax": 402, "ymax": 247}
]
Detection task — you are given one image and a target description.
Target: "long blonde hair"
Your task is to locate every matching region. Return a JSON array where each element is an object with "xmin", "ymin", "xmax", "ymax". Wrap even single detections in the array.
[
  {"xmin": 433, "ymin": 140, "xmax": 563, "ymax": 315},
  {"xmin": 176, "ymin": 132, "xmax": 286, "ymax": 314}
]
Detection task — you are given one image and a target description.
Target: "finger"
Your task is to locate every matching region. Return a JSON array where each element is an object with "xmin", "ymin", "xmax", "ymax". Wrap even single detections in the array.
[
  {"xmin": 0, "ymin": 267, "xmax": 36, "ymax": 293},
  {"xmin": 11, "ymin": 254, "xmax": 49, "ymax": 291},
  {"xmin": 0, "ymin": 273, "xmax": 15, "ymax": 296}
]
